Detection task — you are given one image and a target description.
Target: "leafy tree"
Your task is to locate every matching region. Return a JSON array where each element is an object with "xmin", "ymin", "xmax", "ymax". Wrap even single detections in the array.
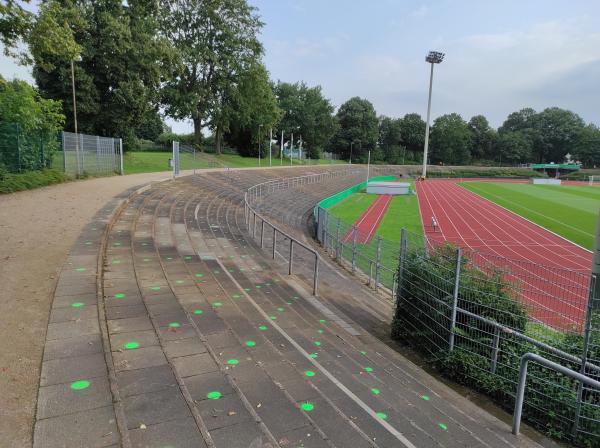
[
  {"xmin": 429, "ymin": 113, "xmax": 472, "ymax": 165},
  {"xmin": 533, "ymin": 107, "xmax": 586, "ymax": 162},
  {"xmin": 160, "ymin": 0, "xmax": 263, "ymax": 144},
  {"xmin": 135, "ymin": 109, "xmax": 163, "ymax": 142},
  {"xmin": 274, "ymin": 81, "xmax": 336, "ymax": 158},
  {"xmin": 398, "ymin": 113, "xmax": 425, "ymax": 160},
  {"xmin": 499, "ymin": 107, "xmax": 537, "ymax": 133},
  {"xmin": 379, "ymin": 116, "xmax": 404, "ymax": 164},
  {"xmin": 468, "ymin": 115, "xmax": 496, "ymax": 160},
  {"xmin": 573, "ymin": 124, "xmax": 600, "ymax": 168},
  {"xmin": 332, "ymin": 97, "xmax": 378, "ymax": 162},
  {"xmin": 0, "ymin": 0, "xmax": 32, "ymax": 57},
  {"xmin": 495, "ymin": 131, "xmax": 532, "ymax": 165},
  {"xmin": 31, "ymin": 0, "xmax": 169, "ymax": 146},
  {"xmin": 218, "ymin": 63, "xmax": 280, "ymax": 155}
]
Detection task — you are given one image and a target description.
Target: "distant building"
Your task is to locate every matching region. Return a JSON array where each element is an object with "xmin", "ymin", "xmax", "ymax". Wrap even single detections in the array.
[{"xmin": 529, "ymin": 162, "xmax": 581, "ymax": 178}]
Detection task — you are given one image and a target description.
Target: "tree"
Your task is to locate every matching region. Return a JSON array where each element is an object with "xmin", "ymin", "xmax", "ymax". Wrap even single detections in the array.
[
  {"xmin": 573, "ymin": 124, "xmax": 600, "ymax": 168},
  {"xmin": 274, "ymin": 81, "xmax": 336, "ymax": 158},
  {"xmin": 533, "ymin": 107, "xmax": 586, "ymax": 162},
  {"xmin": 379, "ymin": 116, "xmax": 404, "ymax": 164},
  {"xmin": 398, "ymin": 113, "xmax": 425, "ymax": 160},
  {"xmin": 499, "ymin": 107, "xmax": 537, "ymax": 133},
  {"xmin": 496, "ymin": 131, "xmax": 532, "ymax": 165},
  {"xmin": 219, "ymin": 63, "xmax": 281, "ymax": 155},
  {"xmin": 332, "ymin": 97, "xmax": 378, "ymax": 162},
  {"xmin": 429, "ymin": 113, "xmax": 472, "ymax": 164},
  {"xmin": 468, "ymin": 115, "xmax": 496, "ymax": 160},
  {"xmin": 160, "ymin": 0, "xmax": 263, "ymax": 144},
  {"xmin": 0, "ymin": 0, "xmax": 32, "ymax": 57},
  {"xmin": 31, "ymin": 0, "xmax": 169, "ymax": 146}
]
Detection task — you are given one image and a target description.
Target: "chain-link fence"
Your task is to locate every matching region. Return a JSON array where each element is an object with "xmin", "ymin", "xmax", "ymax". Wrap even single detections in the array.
[
  {"xmin": 61, "ymin": 131, "xmax": 122, "ymax": 177},
  {"xmin": 393, "ymin": 230, "xmax": 599, "ymax": 446},
  {"xmin": 0, "ymin": 122, "xmax": 60, "ymax": 173}
]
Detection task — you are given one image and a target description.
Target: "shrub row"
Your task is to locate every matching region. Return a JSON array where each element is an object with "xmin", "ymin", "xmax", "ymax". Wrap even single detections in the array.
[{"xmin": 0, "ymin": 168, "xmax": 69, "ymax": 193}]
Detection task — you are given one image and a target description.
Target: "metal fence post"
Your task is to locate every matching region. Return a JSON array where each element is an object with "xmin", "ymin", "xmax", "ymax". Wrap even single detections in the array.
[
  {"xmin": 490, "ymin": 326, "xmax": 501, "ymax": 374},
  {"xmin": 260, "ymin": 220, "xmax": 265, "ymax": 248},
  {"xmin": 351, "ymin": 227, "xmax": 357, "ymax": 272},
  {"xmin": 80, "ymin": 133, "xmax": 85, "ymax": 175},
  {"xmin": 288, "ymin": 240, "xmax": 294, "ymax": 275},
  {"xmin": 398, "ymin": 228, "xmax": 407, "ymax": 297},
  {"xmin": 369, "ymin": 261, "xmax": 373, "ymax": 287},
  {"xmin": 313, "ymin": 255, "xmax": 319, "ymax": 296},
  {"xmin": 335, "ymin": 218, "xmax": 341, "ymax": 260},
  {"xmin": 448, "ymin": 247, "xmax": 462, "ymax": 352},
  {"xmin": 119, "ymin": 138, "xmax": 124, "ymax": 175},
  {"xmin": 272, "ymin": 228, "xmax": 276, "ymax": 259},
  {"xmin": 375, "ymin": 236, "xmax": 382, "ymax": 290},
  {"xmin": 96, "ymin": 135, "xmax": 100, "ymax": 173},
  {"xmin": 572, "ymin": 274, "xmax": 597, "ymax": 436},
  {"xmin": 61, "ymin": 131, "xmax": 66, "ymax": 174}
]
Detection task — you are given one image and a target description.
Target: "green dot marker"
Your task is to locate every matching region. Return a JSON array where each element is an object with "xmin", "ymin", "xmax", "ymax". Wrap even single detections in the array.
[
  {"xmin": 193, "ymin": 309, "xmax": 203, "ymax": 315},
  {"xmin": 184, "ymin": 256, "xmax": 192, "ymax": 260},
  {"xmin": 85, "ymin": 241, "xmax": 92, "ymax": 245},
  {"xmin": 287, "ymin": 301, "xmax": 292, "ymax": 305},
  {"xmin": 376, "ymin": 412, "xmax": 388, "ymax": 420},
  {"xmin": 360, "ymin": 351, "xmax": 367, "ymax": 355},
  {"xmin": 167, "ymin": 257, "xmax": 173, "ymax": 261},
  {"xmin": 270, "ymin": 315, "xmax": 277, "ymax": 320},
  {"xmin": 227, "ymin": 359, "xmax": 239, "ymax": 365},
  {"xmin": 175, "ymin": 280, "xmax": 184, "ymax": 285},
  {"xmin": 114, "ymin": 242, "xmax": 121, "ymax": 246},
  {"xmin": 421, "ymin": 395, "xmax": 430, "ymax": 401},
  {"xmin": 71, "ymin": 302, "xmax": 84, "ymax": 308},
  {"xmin": 319, "ymin": 319, "xmax": 326, "ymax": 324},
  {"xmin": 277, "ymin": 307, "xmax": 284, "ymax": 312},
  {"xmin": 212, "ymin": 302, "xmax": 223, "ymax": 308},
  {"xmin": 301, "ymin": 402, "xmax": 314, "ymax": 411},
  {"xmin": 364, "ymin": 367, "xmax": 373, "ymax": 373},
  {"xmin": 232, "ymin": 294, "xmax": 241, "ymax": 299},
  {"xmin": 304, "ymin": 370, "xmax": 316, "ymax": 377},
  {"xmin": 151, "ymin": 286, "xmax": 161, "ymax": 291},
  {"xmin": 255, "ymin": 285, "xmax": 261, "ymax": 289},
  {"xmin": 123, "ymin": 341, "xmax": 140, "ymax": 350},
  {"xmin": 70, "ymin": 380, "xmax": 90, "ymax": 390},
  {"xmin": 112, "ymin": 260, "xmax": 121, "ymax": 264},
  {"xmin": 309, "ymin": 353, "xmax": 318, "ymax": 358},
  {"xmin": 75, "ymin": 267, "xmax": 86, "ymax": 272},
  {"xmin": 314, "ymin": 341, "xmax": 321, "ymax": 347},
  {"xmin": 318, "ymin": 329, "xmax": 324, "ymax": 334},
  {"xmin": 114, "ymin": 293, "xmax": 125, "ymax": 299},
  {"xmin": 438, "ymin": 423, "xmax": 448, "ymax": 431},
  {"xmin": 207, "ymin": 391, "xmax": 222, "ymax": 400},
  {"xmin": 195, "ymin": 273, "xmax": 203, "ymax": 277},
  {"xmin": 143, "ymin": 258, "xmax": 150, "ymax": 262},
  {"xmin": 168, "ymin": 322, "xmax": 180, "ymax": 328},
  {"xmin": 245, "ymin": 340, "xmax": 256, "ymax": 347},
  {"xmin": 371, "ymin": 388, "xmax": 380, "ymax": 395},
  {"xmin": 244, "ymin": 288, "xmax": 250, "ymax": 291},
  {"xmin": 258, "ymin": 325, "xmax": 267, "ymax": 331}
]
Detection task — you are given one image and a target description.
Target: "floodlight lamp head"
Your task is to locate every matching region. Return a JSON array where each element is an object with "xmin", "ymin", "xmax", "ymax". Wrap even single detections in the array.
[{"xmin": 426, "ymin": 51, "xmax": 445, "ymax": 64}]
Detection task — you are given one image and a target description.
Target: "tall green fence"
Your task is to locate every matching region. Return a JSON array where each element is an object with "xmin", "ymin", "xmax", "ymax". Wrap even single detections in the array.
[{"xmin": 0, "ymin": 122, "xmax": 60, "ymax": 173}]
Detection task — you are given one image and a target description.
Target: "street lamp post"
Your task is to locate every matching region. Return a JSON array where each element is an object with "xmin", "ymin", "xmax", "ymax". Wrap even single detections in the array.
[
  {"xmin": 421, "ymin": 50, "xmax": 445, "ymax": 179},
  {"xmin": 258, "ymin": 124, "xmax": 263, "ymax": 167}
]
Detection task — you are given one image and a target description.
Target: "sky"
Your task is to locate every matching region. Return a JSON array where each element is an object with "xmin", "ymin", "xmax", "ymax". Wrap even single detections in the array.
[{"xmin": 2, "ymin": 0, "xmax": 600, "ymax": 133}]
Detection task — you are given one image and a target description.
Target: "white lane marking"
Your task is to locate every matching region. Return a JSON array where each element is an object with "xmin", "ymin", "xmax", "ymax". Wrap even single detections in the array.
[{"xmin": 216, "ymin": 258, "xmax": 418, "ymax": 448}]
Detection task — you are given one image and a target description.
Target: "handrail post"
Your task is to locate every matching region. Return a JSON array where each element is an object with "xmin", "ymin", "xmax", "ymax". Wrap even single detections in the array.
[
  {"xmin": 490, "ymin": 326, "xmax": 501, "ymax": 374},
  {"xmin": 449, "ymin": 248, "xmax": 462, "ymax": 352},
  {"xmin": 272, "ymin": 228, "xmax": 276, "ymax": 259},
  {"xmin": 260, "ymin": 220, "xmax": 265, "ymax": 248},
  {"xmin": 253, "ymin": 212, "xmax": 257, "ymax": 238},
  {"xmin": 288, "ymin": 239, "xmax": 294, "ymax": 275},
  {"xmin": 375, "ymin": 236, "xmax": 382, "ymax": 291},
  {"xmin": 335, "ymin": 219, "xmax": 341, "ymax": 260},
  {"xmin": 398, "ymin": 228, "xmax": 407, "ymax": 297},
  {"xmin": 313, "ymin": 255, "xmax": 319, "ymax": 296},
  {"xmin": 351, "ymin": 227, "xmax": 357, "ymax": 272}
]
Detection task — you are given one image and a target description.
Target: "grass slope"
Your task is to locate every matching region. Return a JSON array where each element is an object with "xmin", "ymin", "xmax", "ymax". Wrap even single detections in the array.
[
  {"xmin": 460, "ymin": 182, "xmax": 600, "ymax": 250},
  {"xmin": 124, "ymin": 151, "xmax": 338, "ymax": 174}
]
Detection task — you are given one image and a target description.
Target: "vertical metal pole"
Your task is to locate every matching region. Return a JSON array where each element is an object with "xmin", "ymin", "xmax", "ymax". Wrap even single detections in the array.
[
  {"xmin": 193, "ymin": 146, "xmax": 196, "ymax": 175},
  {"xmin": 366, "ymin": 150, "xmax": 371, "ymax": 185},
  {"xmin": 375, "ymin": 236, "xmax": 382, "ymax": 290},
  {"xmin": 95, "ymin": 135, "xmax": 100, "ymax": 174},
  {"xmin": 448, "ymin": 248, "xmax": 462, "ymax": 352},
  {"xmin": 272, "ymin": 228, "xmax": 276, "ymax": 259},
  {"xmin": 512, "ymin": 357, "xmax": 529, "ymax": 436},
  {"xmin": 260, "ymin": 220, "xmax": 265, "ymax": 248},
  {"xmin": 313, "ymin": 255, "xmax": 319, "ymax": 296},
  {"xmin": 269, "ymin": 128, "xmax": 272, "ymax": 167},
  {"xmin": 288, "ymin": 240, "xmax": 294, "ymax": 275},
  {"xmin": 80, "ymin": 133, "xmax": 84, "ymax": 175},
  {"xmin": 398, "ymin": 228, "xmax": 407, "ymax": 296},
  {"xmin": 335, "ymin": 219, "xmax": 341, "ymax": 260},
  {"xmin": 490, "ymin": 326, "xmax": 501, "ymax": 374},
  {"xmin": 253, "ymin": 212, "xmax": 257, "ymax": 238},
  {"xmin": 61, "ymin": 131, "xmax": 66, "ymax": 174},
  {"xmin": 422, "ymin": 62, "xmax": 434, "ymax": 178},
  {"xmin": 119, "ymin": 138, "xmax": 125, "ymax": 176},
  {"xmin": 572, "ymin": 274, "xmax": 597, "ymax": 436},
  {"xmin": 280, "ymin": 130, "xmax": 284, "ymax": 166},
  {"xmin": 351, "ymin": 227, "xmax": 357, "ymax": 272},
  {"xmin": 71, "ymin": 59, "xmax": 80, "ymax": 177},
  {"xmin": 369, "ymin": 261, "xmax": 373, "ymax": 286},
  {"xmin": 290, "ymin": 133, "xmax": 293, "ymax": 167}
]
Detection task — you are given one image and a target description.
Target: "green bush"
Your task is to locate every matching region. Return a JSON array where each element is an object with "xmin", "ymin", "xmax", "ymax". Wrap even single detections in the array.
[
  {"xmin": 0, "ymin": 169, "xmax": 69, "ymax": 193},
  {"xmin": 407, "ymin": 167, "xmax": 547, "ymax": 178},
  {"xmin": 392, "ymin": 243, "xmax": 600, "ymax": 446}
]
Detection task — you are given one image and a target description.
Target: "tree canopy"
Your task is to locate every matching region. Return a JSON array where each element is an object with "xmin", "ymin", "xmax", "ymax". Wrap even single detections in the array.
[{"xmin": 332, "ymin": 97, "xmax": 378, "ymax": 162}]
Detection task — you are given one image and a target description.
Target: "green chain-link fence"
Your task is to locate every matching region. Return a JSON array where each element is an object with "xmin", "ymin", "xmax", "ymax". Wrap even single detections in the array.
[{"xmin": 0, "ymin": 122, "xmax": 61, "ymax": 173}]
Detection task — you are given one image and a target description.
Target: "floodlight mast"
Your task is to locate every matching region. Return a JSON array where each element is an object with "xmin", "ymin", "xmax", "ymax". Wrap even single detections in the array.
[{"xmin": 422, "ymin": 51, "xmax": 445, "ymax": 178}]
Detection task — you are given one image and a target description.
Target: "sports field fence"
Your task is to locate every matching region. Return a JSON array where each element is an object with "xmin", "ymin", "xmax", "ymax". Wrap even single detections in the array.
[{"xmin": 0, "ymin": 122, "xmax": 60, "ymax": 173}]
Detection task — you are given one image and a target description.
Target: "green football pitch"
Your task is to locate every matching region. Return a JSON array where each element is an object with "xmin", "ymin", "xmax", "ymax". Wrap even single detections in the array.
[{"xmin": 460, "ymin": 182, "xmax": 600, "ymax": 250}]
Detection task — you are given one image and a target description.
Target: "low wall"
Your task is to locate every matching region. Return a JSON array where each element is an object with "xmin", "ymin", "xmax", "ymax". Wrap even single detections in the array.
[
  {"xmin": 530, "ymin": 178, "xmax": 562, "ymax": 185},
  {"xmin": 316, "ymin": 176, "xmax": 396, "ymax": 210}
]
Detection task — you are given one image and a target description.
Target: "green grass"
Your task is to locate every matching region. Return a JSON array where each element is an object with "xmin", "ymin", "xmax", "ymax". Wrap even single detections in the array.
[
  {"xmin": 460, "ymin": 182, "xmax": 600, "ymax": 250},
  {"xmin": 123, "ymin": 151, "xmax": 340, "ymax": 174},
  {"xmin": 0, "ymin": 169, "xmax": 70, "ymax": 193}
]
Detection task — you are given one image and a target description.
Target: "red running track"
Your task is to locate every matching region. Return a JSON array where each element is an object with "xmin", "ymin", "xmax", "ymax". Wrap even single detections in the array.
[
  {"xmin": 416, "ymin": 180, "xmax": 592, "ymax": 332},
  {"xmin": 343, "ymin": 195, "xmax": 392, "ymax": 244}
]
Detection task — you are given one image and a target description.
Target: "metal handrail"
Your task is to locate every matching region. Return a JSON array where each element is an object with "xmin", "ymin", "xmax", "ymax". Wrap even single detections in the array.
[
  {"xmin": 244, "ymin": 168, "xmax": 363, "ymax": 295},
  {"xmin": 512, "ymin": 353, "xmax": 600, "ymax": 435}
]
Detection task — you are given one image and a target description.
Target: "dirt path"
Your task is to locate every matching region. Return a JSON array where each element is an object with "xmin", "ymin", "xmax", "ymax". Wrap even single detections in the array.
[{"xmin": 0, "ymin": 171, "xmax": 187, "ymax": 446}]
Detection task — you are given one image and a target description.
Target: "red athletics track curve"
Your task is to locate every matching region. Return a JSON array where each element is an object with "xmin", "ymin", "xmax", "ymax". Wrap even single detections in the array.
[
  {"xmin": 343, "ymin": 194, "xmax": 392, "ymax": 244},
  {"xmin": 416, "ymin": 180, "xmax": 592, "ymax": 332}
]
